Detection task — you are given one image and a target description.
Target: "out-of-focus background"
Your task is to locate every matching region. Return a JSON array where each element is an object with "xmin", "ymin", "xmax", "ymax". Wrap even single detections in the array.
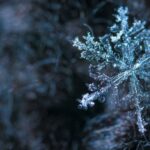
[{"xmin": 0, "ymin": 0, "xmax": 149, "ymax": 150}]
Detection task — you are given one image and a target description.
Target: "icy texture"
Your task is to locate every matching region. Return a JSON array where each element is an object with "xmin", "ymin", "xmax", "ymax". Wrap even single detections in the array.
[{"xmin": 73, "ymin": 7, "xmax": 150, "ymax": 134}]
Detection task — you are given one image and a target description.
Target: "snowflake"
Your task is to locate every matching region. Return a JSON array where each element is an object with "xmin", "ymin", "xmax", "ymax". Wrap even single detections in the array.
[{"xmin": 73, "ymin": 7, "xmax": 150, "ymax": 134}]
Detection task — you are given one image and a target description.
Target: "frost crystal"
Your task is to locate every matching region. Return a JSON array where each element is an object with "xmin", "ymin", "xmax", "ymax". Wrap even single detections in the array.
[{"xmin": 73, "ymin": 7, "xmax": 150, "ymax": 134}]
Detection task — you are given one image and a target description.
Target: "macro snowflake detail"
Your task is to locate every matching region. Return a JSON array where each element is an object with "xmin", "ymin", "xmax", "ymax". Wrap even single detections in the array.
[{"xmin": 73, "ymin": 7, "xmax": 150, "ymax": 134}]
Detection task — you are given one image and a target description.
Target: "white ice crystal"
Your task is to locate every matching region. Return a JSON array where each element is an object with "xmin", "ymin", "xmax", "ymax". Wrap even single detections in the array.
[{"xmin": 73, "ymin": 7, "xmax": 150, "ymax": 134}]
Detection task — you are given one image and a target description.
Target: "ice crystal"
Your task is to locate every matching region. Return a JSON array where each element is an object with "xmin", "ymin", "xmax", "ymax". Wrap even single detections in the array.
[{"xmin": 73, "ymin": 7, "xmax": 150, "ymax": 134}]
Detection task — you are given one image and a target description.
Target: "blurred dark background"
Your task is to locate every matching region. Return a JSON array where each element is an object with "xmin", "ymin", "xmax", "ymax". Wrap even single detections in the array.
[{"xmin": 0, "ymin": 0, "xmax": 149, "ymax": 150}]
